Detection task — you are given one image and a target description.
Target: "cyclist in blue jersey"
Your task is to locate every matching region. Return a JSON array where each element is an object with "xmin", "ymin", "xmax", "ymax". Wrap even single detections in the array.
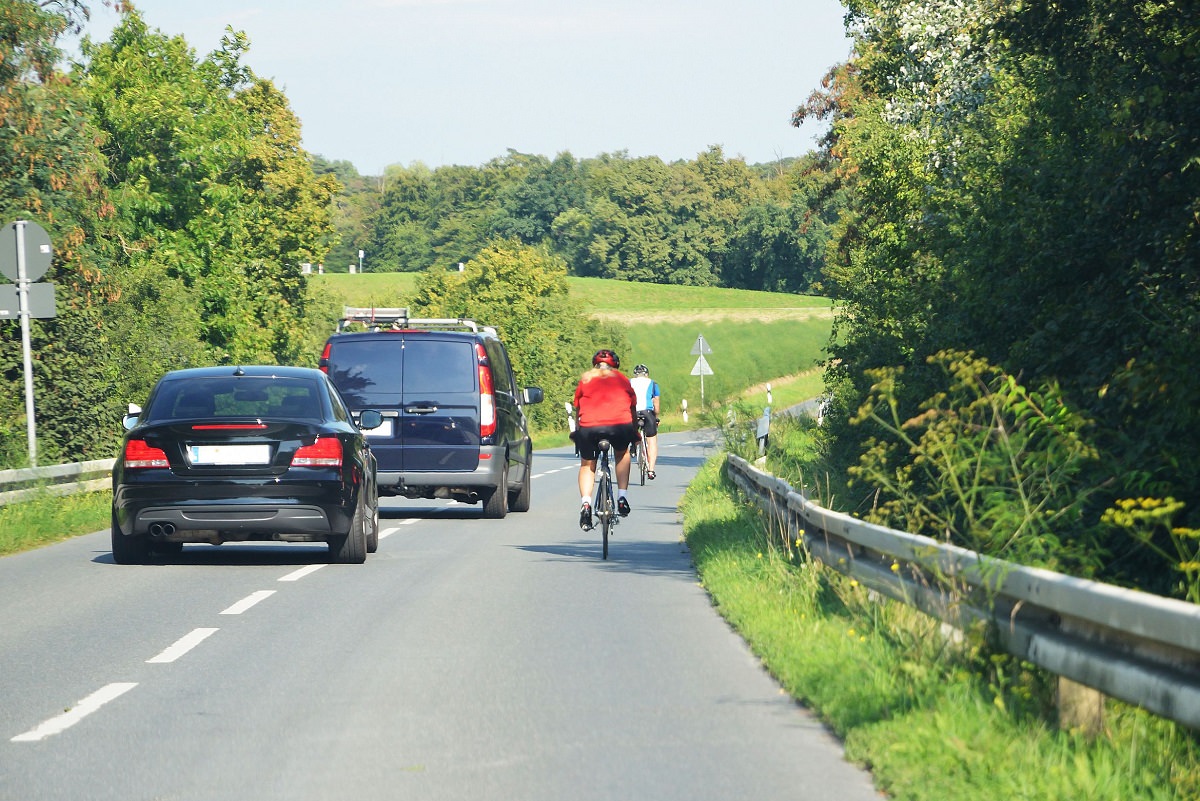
[{"xmin": 629, "ymin": 364, "xmax": 661, "ymax": 479}]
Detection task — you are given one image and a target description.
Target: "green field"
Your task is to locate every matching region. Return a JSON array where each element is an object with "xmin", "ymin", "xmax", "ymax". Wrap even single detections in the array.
[{"xmin": 310, "ymin": 272, "xmax": 834, "ymax": 426}]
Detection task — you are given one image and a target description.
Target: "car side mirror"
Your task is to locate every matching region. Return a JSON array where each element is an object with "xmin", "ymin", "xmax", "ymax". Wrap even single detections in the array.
[
  {"xmin": 523, "ymin": 387, "xmax": 544, "ymax": 405},
  {"xmin": 122, "ymin": 403, "xmax": 142, "ymax": 430},
  {"xmin": 358, "ymin": 409, "xmax": 384, "ymax": 430}
]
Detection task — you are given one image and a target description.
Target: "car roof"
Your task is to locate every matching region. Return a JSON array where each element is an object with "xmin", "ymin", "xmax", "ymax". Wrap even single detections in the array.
[{"xmin": 157, "ymin": 366, "xmax": 328, "ymax": 382}]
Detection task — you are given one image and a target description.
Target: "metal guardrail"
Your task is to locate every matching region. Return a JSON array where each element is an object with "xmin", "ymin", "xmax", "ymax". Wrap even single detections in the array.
[
  {"xmin": 0, "ymin": 458, "xmax": 115, "ymax": 506},
  {"xmin": 726, "ymin": 453, "xmax": 1200, "ymax": 731}
]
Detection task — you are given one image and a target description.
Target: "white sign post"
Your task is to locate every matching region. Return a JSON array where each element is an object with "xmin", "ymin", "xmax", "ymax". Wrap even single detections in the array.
[
  {"xmin": 0, "ymin": 220, "xmax": 55, "ymax": 467},
  {"xmin": 689, "ymin": 334, "xmax": 713, "ymax": 405}
]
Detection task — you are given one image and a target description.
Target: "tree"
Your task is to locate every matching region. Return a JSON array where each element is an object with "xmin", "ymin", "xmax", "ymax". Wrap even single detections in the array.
[{"xmin": 0, "ymin": 0, "xmax": 125, "ymax": 464}]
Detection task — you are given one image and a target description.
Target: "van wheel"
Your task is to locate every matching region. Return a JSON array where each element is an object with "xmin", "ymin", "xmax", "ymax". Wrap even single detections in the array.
[
  {"xmin": 482, "ymin": 463, "xmax": 509, "ymax": 519},
  {"xmin": 509, "ymin": 464, "xmax": 531, "ymax": 513}
]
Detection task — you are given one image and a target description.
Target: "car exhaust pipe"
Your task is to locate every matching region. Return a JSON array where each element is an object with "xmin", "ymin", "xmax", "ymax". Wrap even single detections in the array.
[{"xmin": 148, "ymin": 522, "xmax": 176, "ymax": 538}]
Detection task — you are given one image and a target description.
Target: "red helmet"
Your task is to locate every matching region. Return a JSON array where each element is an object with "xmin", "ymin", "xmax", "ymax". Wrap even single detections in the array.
[{"xmin": 592, "ymin": 349, "xmax": 620, "ymax": 369}]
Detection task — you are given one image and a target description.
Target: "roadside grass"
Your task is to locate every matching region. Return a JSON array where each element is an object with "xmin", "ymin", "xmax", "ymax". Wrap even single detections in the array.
[
  {"xmin": 680, "ymin": 451, "xmax": 1200, "ymax": 801},
  {"xmin": 0, "ymin": 490, "xmax": 111, "ymax": 557}
]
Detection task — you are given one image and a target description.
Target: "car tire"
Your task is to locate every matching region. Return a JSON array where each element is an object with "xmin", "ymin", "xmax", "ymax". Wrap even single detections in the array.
[
  {"xmin": 481, "ymin": 461, "xmax": 509, "ymax": 519},
  {"xmin": 509, "ymin": 462, "xmax": 531, "ymax": 513},
  {"xmin": 329, "ymin": 499, "xmax": 368, "ymax": 564},
  {"xmin": 365, "ymin": 497, "xmax": 380, "ymax": 554},
  {"xmin": 110, "ymin": 511, "xmax": 150, "ymax": 565}
]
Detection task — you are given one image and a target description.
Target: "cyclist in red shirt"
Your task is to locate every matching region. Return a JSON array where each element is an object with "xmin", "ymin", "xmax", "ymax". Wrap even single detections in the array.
[{"xmin": 573, "ymin": 349, "xmax": 637, "ymax": 530}]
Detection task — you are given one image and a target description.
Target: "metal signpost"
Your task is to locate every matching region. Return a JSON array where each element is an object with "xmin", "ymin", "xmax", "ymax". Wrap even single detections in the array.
[
  {"xmin": 1, "ymin": 220, "xmax": 56, "ymax": 466},
  {"xmin": 689, "ymin": 333, "xmax": 713, "ymax": 405}
]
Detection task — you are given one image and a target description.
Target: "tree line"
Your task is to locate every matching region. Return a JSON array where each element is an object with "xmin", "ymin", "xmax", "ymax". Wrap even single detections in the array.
[{"xmin": 318, "ymin": 146, "xmax": 845, "ymax": 296}]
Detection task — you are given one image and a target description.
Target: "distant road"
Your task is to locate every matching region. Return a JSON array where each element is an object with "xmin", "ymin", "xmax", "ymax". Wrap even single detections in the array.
[{"xmin": 0, "ymin": 431, "xmax": 878, "ymax": 801}]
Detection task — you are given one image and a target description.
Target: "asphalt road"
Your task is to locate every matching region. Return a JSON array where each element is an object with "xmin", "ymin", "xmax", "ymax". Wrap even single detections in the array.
[{"xmin": 0, "ymin": 431, "xmax": 880, "ymax": 801}]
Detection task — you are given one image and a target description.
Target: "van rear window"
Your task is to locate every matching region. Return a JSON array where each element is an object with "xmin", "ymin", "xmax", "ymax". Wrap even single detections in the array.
[
  {"xmin": 403, "ymin": 340, "xmax": 475, "ymax": 393},
  {"xmin": 327, "ymin": 338, "xmax": 475, "ymax": 401}
]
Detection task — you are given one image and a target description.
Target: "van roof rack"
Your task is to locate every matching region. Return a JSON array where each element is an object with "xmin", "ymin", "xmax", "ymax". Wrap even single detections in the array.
[{"xmin": 337, "ymin": 306, "xmax": 497, "ymax": 335}]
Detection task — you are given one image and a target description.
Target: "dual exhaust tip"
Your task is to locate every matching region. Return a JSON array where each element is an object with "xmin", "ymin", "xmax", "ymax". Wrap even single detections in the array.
[{"xmin": 148, "ymin": 522, "xmax": 176, "ymax": 538}]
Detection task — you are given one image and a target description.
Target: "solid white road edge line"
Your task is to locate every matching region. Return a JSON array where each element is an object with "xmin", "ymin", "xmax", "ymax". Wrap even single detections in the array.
[
  {"xmin": 220, "ymin": 590, "xmax": 276, "ymax": 615},
  {"xmin": 11, "ymin": 682, "xmax": 138, "ymax": 742},
  {"xmin": 146, "ymin": 627, "xmax": 218, "ymax": 664}
]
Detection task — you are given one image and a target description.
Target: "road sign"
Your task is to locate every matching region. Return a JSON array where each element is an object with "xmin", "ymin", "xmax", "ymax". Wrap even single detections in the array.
[
  {"xmin": 690, "ymin": 354, "xmax": 713, "ymax": 376},
  {"xmin": 0, "ymin": 283, "xmax": 56, "ymax": 319},
  {"xmin": 0, "ymin": 220, "xmax": 53, "ymax": 282},
  {"xmin": 690, "ymin": 334, "xmax": 712, "ymax": 355}
]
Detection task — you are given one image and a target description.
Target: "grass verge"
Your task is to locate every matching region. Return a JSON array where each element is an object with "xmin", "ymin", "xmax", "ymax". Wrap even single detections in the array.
[
  {"xmin": 680, "ymin": 454, "xmax": 1200, "ymax": 801},
  {"xmin": 0, "ymin": 490, "xmax": 112, "ymax": 557}
]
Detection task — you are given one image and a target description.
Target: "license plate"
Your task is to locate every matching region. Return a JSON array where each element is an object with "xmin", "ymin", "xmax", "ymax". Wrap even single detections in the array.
[
  {"xmin": 361, "ymin": 418, "xmax": 393, "ymax": 438},
  {"xmin": 189, "ymin": 444, "xmax": 272, "ymax": 465}
]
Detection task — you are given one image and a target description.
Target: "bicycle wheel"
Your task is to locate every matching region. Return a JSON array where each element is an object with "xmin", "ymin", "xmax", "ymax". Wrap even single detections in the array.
[
  {"xmin": 599, "ymin": 469, "xmax": 613, "ymax": 559},
  {"xmin": 638, "ymin": 434, "xmax": 648, "ymax": 486}
]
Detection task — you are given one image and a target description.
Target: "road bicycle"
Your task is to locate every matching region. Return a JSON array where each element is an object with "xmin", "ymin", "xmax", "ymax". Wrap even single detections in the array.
[
  {"xmin": 632, "ymin": 416, "xmax": 649, "ymax": 486},
  {"xmin": 592, "ymin": 438, "xmax": 619, "ymax": 559}
]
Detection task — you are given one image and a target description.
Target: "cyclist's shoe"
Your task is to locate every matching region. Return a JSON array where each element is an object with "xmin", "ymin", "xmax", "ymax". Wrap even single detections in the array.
[
  {"xmin": 579, "ymin": 503, "xmax": 593, "ymax": 531},
  {"xmin": 647, "ymin": 470, "xmax": 656, "ymax": 480},
  {"xmin": 618, "ymin": 497, "xmax": 631, "ymax": 517}
]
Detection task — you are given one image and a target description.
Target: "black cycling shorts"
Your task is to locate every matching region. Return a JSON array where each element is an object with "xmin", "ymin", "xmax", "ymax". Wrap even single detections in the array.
[
  {"xmin": 576, "ymin": 423, "xmax": 637, "ymax": 461},
  {"xmin": 637, "ymin": 410, "xmax": 659, "ymax": 437}
]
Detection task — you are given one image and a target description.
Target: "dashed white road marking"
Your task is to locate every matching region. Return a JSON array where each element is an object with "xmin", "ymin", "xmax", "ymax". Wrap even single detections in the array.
[
  {"xmin": 220, "ymin": 590, "xmax": 275, "ymax": 615},
  {"xmin": 146, "ymin": 627, "xmax": 218, "ymax": 664},
  {"xmin": 279, "ymin": 564, "xmax": 325, "ymax": 582},
  {"xmin": 11, "ymin": 682, "xmax": 138, "ymax": 742},
  {"xmin": 379, "ymin": 518, "xmax": 419, "ymax": 540}
]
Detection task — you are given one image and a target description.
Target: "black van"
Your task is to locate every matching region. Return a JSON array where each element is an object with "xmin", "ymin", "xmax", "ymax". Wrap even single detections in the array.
[{"xmin": 318, "ymin": 309, "xmax": 543, "ymax": 518}]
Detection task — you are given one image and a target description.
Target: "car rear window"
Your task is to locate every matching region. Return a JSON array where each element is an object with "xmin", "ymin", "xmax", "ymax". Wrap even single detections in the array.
[{"xmin": 150, "ymin": 378, "xmax": 321, "ymax": 420}]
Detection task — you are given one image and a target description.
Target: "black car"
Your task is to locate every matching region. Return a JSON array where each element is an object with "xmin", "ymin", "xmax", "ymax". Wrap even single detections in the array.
[
  {"xmin": 318, "ymin": 308, "xmax": 543, "ymax": 518},
  {"xmin": 111, "ymin": 366, "xmax": 382, "ymax": 565}
]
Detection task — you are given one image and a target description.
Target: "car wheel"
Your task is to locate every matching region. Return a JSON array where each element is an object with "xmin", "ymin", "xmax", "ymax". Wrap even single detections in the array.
[
  {"xmin": 110, "ymin": 511, "xmax": 150, "ymax": 565},
  {"xmin": 509, "ymin": 462, "xmax": 531, "ymax": 513},
  {"xmin": 481, "ymin": 461, "xmax": 509, "ymax": 519},
  {"xmin": 365, "ymin": 497, "xmax": 380, "ymax": 554},
  {"xmin": 329, "ymin": 499, "xmax": 368, "ymax": 564}
]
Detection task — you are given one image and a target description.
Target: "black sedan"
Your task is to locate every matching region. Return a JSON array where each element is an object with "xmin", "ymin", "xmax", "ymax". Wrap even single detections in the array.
[{"xmin": 111, "ymin": 366, "xmax": 382, "ymax": 565}]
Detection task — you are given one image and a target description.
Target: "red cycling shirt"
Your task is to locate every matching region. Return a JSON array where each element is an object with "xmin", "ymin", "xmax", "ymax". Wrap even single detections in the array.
[{"xmin": 573, "ymin": 368, "xmax": 636, "ymax": 427}]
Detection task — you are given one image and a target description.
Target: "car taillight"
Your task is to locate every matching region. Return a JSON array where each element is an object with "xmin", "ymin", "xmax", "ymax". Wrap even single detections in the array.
[
  {"xmin": 477, "ymin": 343, "xmax": 496, "ymax": 439},
  {"xmin": 123, "ymin": 439, "xmax": 169, "ymax": 469},
  {"xmin": 292, "ymin": 437, "xmax": 342, "ymax": 467}
]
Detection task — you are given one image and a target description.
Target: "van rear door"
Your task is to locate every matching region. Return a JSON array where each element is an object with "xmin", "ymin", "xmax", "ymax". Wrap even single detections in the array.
[{"xmin": 399, "ymin": 336, "xmax": 481, "ymax": 472}]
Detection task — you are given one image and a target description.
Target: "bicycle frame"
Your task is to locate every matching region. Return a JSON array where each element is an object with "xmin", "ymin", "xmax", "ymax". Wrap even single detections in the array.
[{"xmin": 592, "ymin": 439, "xmax": 617, "ymax": 559}]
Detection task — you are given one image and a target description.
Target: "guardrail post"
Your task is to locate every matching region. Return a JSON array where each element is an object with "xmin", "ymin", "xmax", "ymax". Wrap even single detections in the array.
[{"xmin": 1057, "ymin": 677, "xmax": 1105, "ymax": 737}]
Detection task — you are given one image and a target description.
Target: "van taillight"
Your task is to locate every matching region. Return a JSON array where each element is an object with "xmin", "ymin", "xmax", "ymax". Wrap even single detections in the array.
[
  {"xmin": 292, "ymin": 437, "xmax": 343, "ymax": 467},
  {"xmin": 124, "ymin": 439, "xmax": 169, "ymax": 469},
  {"xmin": 477, "ymin": 343, "xmax": 496, "ymax": 439},
  {"xmin": 318, "ymin": 342, "xmax": 332, "ymax": 374}
]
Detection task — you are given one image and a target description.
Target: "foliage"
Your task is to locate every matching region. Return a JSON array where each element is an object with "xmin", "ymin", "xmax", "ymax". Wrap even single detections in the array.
[
  {"xmin": 804, "ymin": 0, "xmax": 1200, "ymax": 596},
  {"xmin": 849, "ymin": 350, "xmax": 1103, "ymax": 575},
  {"xmin": 1102, "ymin": 498, "xmax": 1200, "ymax": 604},
  {"xmin": 0, "ymin": 3, "xmax": 342, "ymax": 466}
]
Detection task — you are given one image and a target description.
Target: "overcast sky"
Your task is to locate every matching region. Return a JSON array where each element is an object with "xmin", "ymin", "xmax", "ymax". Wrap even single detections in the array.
[{"xmin": 80, "ymin": 0, "xmax": 853, "ymax": 175}]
